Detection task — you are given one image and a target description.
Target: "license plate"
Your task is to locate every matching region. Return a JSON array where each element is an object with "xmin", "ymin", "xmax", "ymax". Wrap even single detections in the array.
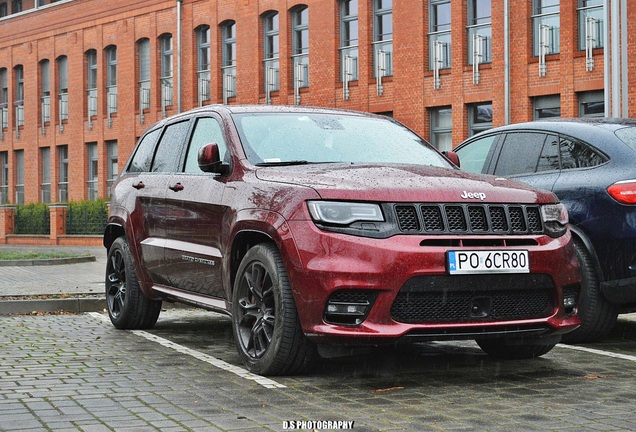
[{"xmin": 447, "ymin": 250, "xmax": 529, "ymax": 275}]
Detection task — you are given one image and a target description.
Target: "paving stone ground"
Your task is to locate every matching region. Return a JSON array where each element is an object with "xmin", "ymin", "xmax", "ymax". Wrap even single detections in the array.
[
  {"xmin": 1, "ymin": 309, "xmax": 636, "ymax": 431},
  {"xmin": 2, "ymin": 245, "xmax": 636, "ymax": 431}
]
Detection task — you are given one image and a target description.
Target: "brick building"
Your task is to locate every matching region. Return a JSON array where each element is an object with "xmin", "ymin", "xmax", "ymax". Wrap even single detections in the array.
[{"xmin": 0, "ymin": 0, "xmax": 633, "ymax": 208}]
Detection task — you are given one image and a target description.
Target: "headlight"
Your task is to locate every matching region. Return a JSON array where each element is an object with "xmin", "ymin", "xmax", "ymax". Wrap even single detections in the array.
[
  {"xmin": 307, "ymin": 201, "xmax": 384, "ymax": 225},
  {"xmin": 541, "ymin": 203, "xmax": 568, "ymax": 238}
]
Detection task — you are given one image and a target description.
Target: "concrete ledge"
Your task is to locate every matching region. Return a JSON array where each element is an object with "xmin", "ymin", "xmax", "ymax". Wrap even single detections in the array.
[
  {"xmin": 0, "ymin": 255, "xmax": 96, "ymax": 267},
  {"xmin": 0, "ymin": 297, "xmax": 106, "ymax": 315}
]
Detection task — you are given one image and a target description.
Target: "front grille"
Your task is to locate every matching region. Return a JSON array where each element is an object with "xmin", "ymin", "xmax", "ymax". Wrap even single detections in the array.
[
  {"xmin": 394, "ymin": 204, "xmax": 543, "ymax": 235},
  {"xmin": 390, "ymin": 274, "xmax": 555, "ymax": 324}
]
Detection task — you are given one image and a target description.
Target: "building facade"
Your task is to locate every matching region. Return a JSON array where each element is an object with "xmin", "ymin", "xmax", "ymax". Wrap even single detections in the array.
[{"xmin": 0, "ymin": 0, "xmax": 633, "ymax": 207}]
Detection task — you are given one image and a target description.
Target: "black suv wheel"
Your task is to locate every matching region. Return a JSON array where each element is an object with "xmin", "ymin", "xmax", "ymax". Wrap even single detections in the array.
[
  {"xmin": 232, "ymin": 243, "xmax": 317, "ymax": 375},
  {"xmin": 106, "ymin": 237, "xmax": 162, "ymax": 330}
]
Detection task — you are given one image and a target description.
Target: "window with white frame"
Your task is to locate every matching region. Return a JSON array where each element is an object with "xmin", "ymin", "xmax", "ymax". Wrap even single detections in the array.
[
  {"xmin": 160, "ymin": 34, "xmax": 174, "ymax": 114},
  {"xmin": 373, "ymin": 0, "xmax": 392, "ymax": 78},
  {"xmin": 0, "ymin": 152, "xmax": 7, "ymax": 204},
  {"xmin": 57, "ymin": 56, "xmax": 68, "ymax": 123},
  {"xmin": 40, "ymin": 60, "xmax": 51, "ymax": 126},
  {"xmin": 430, "ymin": 107, "xmax": 453, "ymax": 152},
  {"xmin": 0, "ymin": 68, "xmax": 7, "ymax": 132},
  {"xmin": 40, "ymin": 147, "xmax": 50, "ymax": 203},
  {"xmin": 58, "ymin": 145, "xmax": 68, "ymax": 202},
  {"xmin": 467, "ymin": 0, "xmax": 491, "ymax": 65},
  {"xmin": 578, "ymin": 0, "xmax": 603, "ymax": 51},
  {"xmin": 534, "ymin": 94, "xmax": 561, "ymax": 119},
  {"xmin": 533, "ymin": 0, "xmax": 560, "ymax": 56},
  {"xmin": 196, "ymin": 25, "xmax": 211, "ymax": 106},
  {"xmin": 107, "ymin": 140, "xmax": 118, "ymax": 197},
  {"xmin": 137, "ymin": 38, "xmax": 151, "ymax": 117},
  {"xmin": 469, "ymin": 102, "xmax": 493, "ymax": 136},
  {"xmin": 221, "ymin": 20, "xmax": 236, "ymax": 102},
  {"xmin": 87, "ymin": 142, "xmax": 98, "ymax": 200},
  {"xmin": 105, "ymin": 46, "xmax": 117, "ymax": 116},
  {"xmin": 429, "ymin": 0, "xmax": 451, "ymax": 70},
  {"xmin": 15, "ymin": 149, "xmax": 24, "ymax": 205},
  {"xmin": 263, "ymin": 11, "xmax": 280, "ymax": 100},
  {"xmin": 339, "ymin": 0, "xmax": 358, "ymax": 85},
  {"xmin": 86, "ymin": 50, "xmax": 97, "ymax": 120},
  {"xmin": 14, "ymin": 65, "xmax": 24, "ymax": 128},
  {"xmin": 291, "ymin": 4, "xmax": 309, "ymax": 99}
]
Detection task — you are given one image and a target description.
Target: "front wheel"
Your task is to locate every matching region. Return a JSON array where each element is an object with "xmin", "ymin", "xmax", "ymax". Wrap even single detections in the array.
[
  {"xmin": 105, "ymin": 237, "xmax": 162, "ymax": 329},
  {"xmin": 476, "ymin": 335, "xmax": 560, "ymax": 360},
  {"xmin": 232, "ymin": 243, "xmax": 317, "ymax": 375},
  {"xmin": 561, "ymin": 239, "xmax": 618, "ymax": 343}
]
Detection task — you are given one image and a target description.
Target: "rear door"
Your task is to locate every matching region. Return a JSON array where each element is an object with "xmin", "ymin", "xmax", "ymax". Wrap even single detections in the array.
[
  {"xmin": 138, "ymin": 119, "xmax": 193, "ymax": 286},
  {"xmin": 162, "ymin": 114, "xmax": 230, "ymax": 298},
  {"xmin": 491, "ymin": 131, "xmax": 561, "ymax": 192}
]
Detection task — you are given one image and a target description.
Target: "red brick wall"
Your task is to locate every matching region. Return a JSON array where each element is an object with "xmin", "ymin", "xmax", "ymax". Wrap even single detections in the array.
[{"xmin": 0, "ymin": 0, "xmax": 628, "ymax": 208}]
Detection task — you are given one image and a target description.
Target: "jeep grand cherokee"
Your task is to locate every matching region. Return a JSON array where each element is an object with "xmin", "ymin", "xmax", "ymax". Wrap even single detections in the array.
[{"xmin": 104, "ymin": 105, "xmax": 581, "ymax": 375}]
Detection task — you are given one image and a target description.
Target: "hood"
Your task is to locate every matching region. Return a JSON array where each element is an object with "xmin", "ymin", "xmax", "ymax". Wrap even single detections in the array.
[{"xmin": 255, "ymin": 163, "xmax": 557, "ymax": 204}]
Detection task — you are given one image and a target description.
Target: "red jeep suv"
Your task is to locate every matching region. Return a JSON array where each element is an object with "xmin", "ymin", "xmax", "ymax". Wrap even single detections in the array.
[{"xmin": 104, "ymin": 105, "xmax": 581, "ymax": 375}]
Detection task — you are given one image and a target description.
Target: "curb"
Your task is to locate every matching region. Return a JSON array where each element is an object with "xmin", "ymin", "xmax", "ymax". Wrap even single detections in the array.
[
  {"xmin": 0, "ymin": 297, "xmax": 106, "ymax": 315},
  {"xmin": 0, "ymin": 255, "xmax": 97, "ymax": 267}
]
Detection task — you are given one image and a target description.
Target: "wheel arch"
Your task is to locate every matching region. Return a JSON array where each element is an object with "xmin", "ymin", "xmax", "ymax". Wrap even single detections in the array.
[
  {"xmin": 568, "ymin": 224, "xmax": 604, "ymax": 282},
  {"xmin": 104, "ymin": 223, "xmax": 126, "ymax": 250}
]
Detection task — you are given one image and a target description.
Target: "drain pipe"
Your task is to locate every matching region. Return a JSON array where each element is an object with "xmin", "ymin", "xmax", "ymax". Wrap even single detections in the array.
[
  {"xmin": 603, "ymin": 0, "xmax": 610, "ymax": 116},
  {"xmin": 176, "ymin": 0, "xmax": 182, "ymax": 113},
  {"xmin": 503, "ymin": 0, "xmax": 510, "ymax": 125}
]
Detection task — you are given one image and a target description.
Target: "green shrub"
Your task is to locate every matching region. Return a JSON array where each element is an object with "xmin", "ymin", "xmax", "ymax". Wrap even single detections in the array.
[
  {"xmin": 66, "ymin": 199, "xmax": 109, "ymax": 235},
  {"xmin": 14, "ymin": 203, "xmax": 50, "ymax": 235}
]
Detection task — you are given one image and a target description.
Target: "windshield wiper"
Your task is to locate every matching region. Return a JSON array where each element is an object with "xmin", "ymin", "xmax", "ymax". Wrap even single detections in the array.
[{"xmin": 256, "ymin": 160, "xmax": 311, "ymax": 167}]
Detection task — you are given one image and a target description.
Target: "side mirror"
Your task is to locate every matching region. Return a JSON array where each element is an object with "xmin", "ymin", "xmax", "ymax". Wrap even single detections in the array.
[
  {"xmin": 198, "ymin": 143, "xmax": 229, "ymax": 174},
  {"xmin": 443, "ymin": 150, "xmax": 460, "ymax": 168}
]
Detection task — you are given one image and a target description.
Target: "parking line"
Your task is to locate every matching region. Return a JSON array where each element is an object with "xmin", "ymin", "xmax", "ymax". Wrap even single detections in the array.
[
  {"xmin": 88, "ymin": 312, "xmax": 286, "ymax": 389},
  {"xmin": 558, "ymin": 343, "xmax": 636, "ymax": 363}
]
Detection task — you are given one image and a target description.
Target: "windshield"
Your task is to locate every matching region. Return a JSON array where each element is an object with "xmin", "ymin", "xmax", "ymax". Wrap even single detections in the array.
[{"xmin": 232, "ymin": 112, "xmax": 450, "ymax": 167}]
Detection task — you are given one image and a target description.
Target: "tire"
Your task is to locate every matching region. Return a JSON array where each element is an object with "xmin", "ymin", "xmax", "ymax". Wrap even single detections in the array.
[
  {"xmin": 105, "ymin": 237, "xmax": 162, "ymax": 330},
  {"xmin": 561, "ymin": 239, "xmax": 618, "ymax": 343},
  {"xmin": 476, "ymin": 335, "xmax": 560, "ymax": 360},
  {"xmin": 232, "ymin": 243, "xmax": 317, "ymax": 375}
]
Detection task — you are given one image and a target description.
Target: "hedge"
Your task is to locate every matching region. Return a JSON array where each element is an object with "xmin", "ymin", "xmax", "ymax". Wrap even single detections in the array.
[
  {"xmin": 14, "ymin": 203, "xmax": 51, "ymax": 235},
  {"xmin": 66, "ymin": 199, "xmax": 109, "ymax": 235}
]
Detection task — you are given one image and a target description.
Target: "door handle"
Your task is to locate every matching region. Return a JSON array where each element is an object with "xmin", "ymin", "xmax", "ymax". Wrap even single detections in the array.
[
  {"xmin": 169, "ymin": 182, "xmax": 184, "ymax": 192},
  {"xmin": 132, "ymin": 181, "xmax": 145, "ymax": 190}
]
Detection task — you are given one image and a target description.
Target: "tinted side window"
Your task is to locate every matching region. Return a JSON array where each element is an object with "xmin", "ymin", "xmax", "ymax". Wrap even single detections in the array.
[
  {"xmin": 493, "ymin": 132, "xmax": 547, "ymax": 176},
  {"xmin": 184, "ymin": 117, "xmax": 228, "ymax": 173},
  {"xmin": 127, "ymin": 128, "xmax": 161, "ymax": 173},
  {"xmin": 151, "ymin": 120, "xmax": 191, "ymax": 173},
  {"xmin": 536, "ymin": 134, "xmax": 559, "ymax": 172},
  {"xmin": 560, "ymin": 137, "xmax": 607, "ymax": 169},
  {"xmin": 455, "ymin": 135, "xmax": 497, "ymax": 174}
]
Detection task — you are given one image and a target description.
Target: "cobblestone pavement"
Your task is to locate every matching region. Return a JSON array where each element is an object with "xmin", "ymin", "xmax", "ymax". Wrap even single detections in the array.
[{"xmin": 2, "ymin": 308, "xmax": 636, "ymax": 432}]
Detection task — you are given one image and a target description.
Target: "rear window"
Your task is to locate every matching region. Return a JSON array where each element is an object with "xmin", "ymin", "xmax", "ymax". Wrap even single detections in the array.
[{"xmin": 615, "ymin": 127, "xmax": 636, "ymax": 152}]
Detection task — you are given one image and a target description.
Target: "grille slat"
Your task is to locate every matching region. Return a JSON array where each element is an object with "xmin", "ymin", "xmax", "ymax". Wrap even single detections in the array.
[{"xmin": 395, "ymin": 204, "xmax": 543, "ymax": 235}]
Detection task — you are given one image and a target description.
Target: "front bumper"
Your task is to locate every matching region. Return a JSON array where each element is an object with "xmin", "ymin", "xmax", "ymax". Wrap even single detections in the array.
[{"xmin": 284, "ymin": 221, "xmax": 581, "ymax": 344}]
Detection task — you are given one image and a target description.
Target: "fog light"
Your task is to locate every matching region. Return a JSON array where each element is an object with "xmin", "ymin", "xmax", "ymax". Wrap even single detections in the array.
[
  {"xmin": 563, "ymin": 295, "xmax": 576, "ymax": 309},
  {"xmin": 324, "ymin": 290, "xmax": 377, "ymax": 326}
]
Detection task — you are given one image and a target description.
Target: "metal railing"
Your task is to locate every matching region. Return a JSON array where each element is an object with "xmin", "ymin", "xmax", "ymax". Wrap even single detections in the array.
[
  {"xmin": 264, "ymin": 58, "xmax": 279, "ymax": 105},
  {"xmin": 58, "ymin": 92, "xmax": 68, "ymax": 132},
  {"xmin": 161, "ymin": 78, "xmax": 173, "ymax": 118},
  {"xmin": 292, "ymin": 54, "xmax": 308, "ymax": 105},
  {"xmin": 222, "ymin": 66, "xmax": 236, "ymax": 104},
  {"xmin": 197, "ymin": 70, "xmax": 210, "ymax": 107},
  {"xmin": 87, "ymin": 89, "xmax": 97, "ymax": 129},
  {"xmin": 339, "ymin": 46, "xmax": 358, "ymax": 100},
  {"xmin": 139, "ymin": 82, "xmax": 150, "ymax": 124}
]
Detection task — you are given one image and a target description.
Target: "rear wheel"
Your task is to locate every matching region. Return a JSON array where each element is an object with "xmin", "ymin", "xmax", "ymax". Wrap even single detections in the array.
[
  {"xmin": 562, "ymin": 239, "xmax": 618, "ymax": 343},
  {"xmin": 232, "ymin": 243, "xmax": 317, "ymax": 375},
  {"xmin": 476, "ymin": 335, "xmax": 560, "ymax": 360},
  {"xmin": 105, "ymin": 237, "xmax": 162, "ymax": 329}
]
